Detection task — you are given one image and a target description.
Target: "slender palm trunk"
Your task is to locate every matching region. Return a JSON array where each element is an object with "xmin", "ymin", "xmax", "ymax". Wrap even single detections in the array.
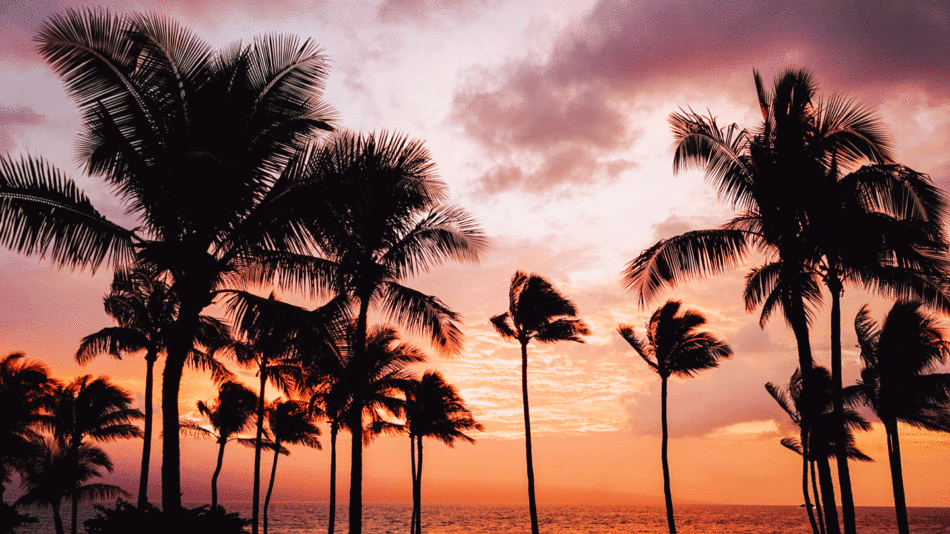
[
  {"xmin": 349, "ymin": 296, "xmax": 371, "ymax": 534},
  {"xmin": 787, "ymin": 291, "xmax": 819, "ymax": 534},
  {"xmin": 410, "ymin": 435, "xmax": 418, "ymax": 534},
  {"xmin": 138, "ymin": 351, "xmax": 157, "ymax": 509},
  {"xmin": 328, "ymin": 424, "xmax": 337, "ymax": 534},
  {"xmin": 70, "ymin": 487, "xmax": 79, "ymax": 534},
  {"xmin": 211, "ymin": 440, "xmax": 226, "ymax": 511},
  {"xmin": 520, "ymin": 340, "xmax": 540, "ymax": 534},
  {"xmin": 415, "ymin": 437, "xmax": 423, "ymax": 534},
  {"xmin": 885, "ymin": 419, "xmax": 910, "ymax": 534},
  {"xmin": 801, "ymin": 443, "xmax": 819, "ymax": 534},
  {"xmin": 253, "ymin": 363, "xmax": 269, "ymax": 534},
  {"xmin": 811, "ymin": 459, "xmax": 825, "ymax": 534},
  {"xmin": 827, "ymin": 271, "xmax": 856, "ymax": 534},
  {"xmin": 263, "ymin": 439, "xmax": 281, "ymax": 534},
  {"xmin": 660, "ymin": 374, "xmax": 676, "ymax": 534},
  {"xmin": 51, "ymin": 500, "xmax": 64, "ymax": 534},
  {"xmin": 816, "ymin": 456, "xmax": 841, "ymax": 534}
]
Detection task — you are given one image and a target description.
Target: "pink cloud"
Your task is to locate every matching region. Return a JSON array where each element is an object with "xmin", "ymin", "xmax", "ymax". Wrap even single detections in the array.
[
  {"xmin": 376, "ymin": 0, "xmax": 498, "ymax": 24},
  {"xmin": 0, "ymin": 105, "xmax": 48, "ymax": 152}
]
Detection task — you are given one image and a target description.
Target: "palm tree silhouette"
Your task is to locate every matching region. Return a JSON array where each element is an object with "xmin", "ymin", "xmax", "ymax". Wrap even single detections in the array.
[
  {"xmin": 0, "ymin": 10, "xmax": 335, "ymax": 515},
  {"xmin": 853, "ymin": 301, "xmax": 950, "ymax": 534},
  {"xmin": 304, "ymin": 322, "xmax": 425, "ymax": 534},
  {"xmin": 50, "ymin": 375, "xmax": 143, "ymax": 534},
  {"xmin": 15, "ymin": 437, "xmax": 126, "ymax": 534},
  {"xmin": 766, "ymin": 366, "xmax": 873, "ymax": 534},
  {"xmin": 262, "ymin": 400, "xmax": 321, "ymax": 534},
  {"xmin": 178, "ymin": 381, "xmax": 260, "ymax": 512},
  {"xmin": 0, "ymin": 353, "xmax": 57, "ymax": 504},
  {"xmin": 622, "ymin": 68, "xmax": 945, "ymax": 533},
  {"xmin": 619, "ymin": 300, "xmax": 731, "ymax": 534},
  {"xmin": 401, "ymin": 370, "xmax": 482, "ymax": 534},
  {"xmin": 491, "ymin": 271, "xmax": 589, "ymax": 534},
  {"xmin": 239, "ymin": 130, "xmax": 485, "ymax": 534},
  {"xmin": 76, "ymin": 263, "xmax": 234, "ymax": 507}
]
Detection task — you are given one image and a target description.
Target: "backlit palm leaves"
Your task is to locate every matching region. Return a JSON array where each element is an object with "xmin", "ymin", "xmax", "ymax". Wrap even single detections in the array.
[
  {"xmin": 619, "ymin": 300, "xmax": 731, "ymax": 534},
  {"xmin": 262, "ymin": 400, "xmax": 321, "ymax": 534}
]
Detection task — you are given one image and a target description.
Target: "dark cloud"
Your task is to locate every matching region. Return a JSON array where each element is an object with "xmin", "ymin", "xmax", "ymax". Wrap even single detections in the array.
[{"xmin": 454, "ymin": 0, "xmax": 950, "ymax": 195}]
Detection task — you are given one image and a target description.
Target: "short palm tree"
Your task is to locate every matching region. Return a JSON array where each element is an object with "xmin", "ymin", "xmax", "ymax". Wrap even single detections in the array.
[
  {"xmin": 76, "ymin": 263, "xmax": 234, "ymax": 507},
  {"xmin": 0, "ymin": 353, "xmax": 57, "ymax": 504},
  {"xmin": 853, "ymin": 301, "xmax": 950, "ymax": 534},
  {"xmin": 15, "ymin": 437, "xmax": 126, "ymax": 534},
  {"xmin": 401, "ymin": 371, "xmax": 482, "ymax": 534},
  {"xmin": 239, "ymin": 130, "xmax": 486, "ymax": 534},
  {"xmin": 263, "ymin": 400, "xmax": 321, "ymax": 534},
  {"xmin": 491, "ymin": 271, "xmax": 589, "ymax": 534},
  {"xmin": 767, "ymin": 366, "xmax": 873, "ymax": 534},
  {"xmin": 178, "ymin": 381, "xmax": 260, "ymax": 512},
  {"xmin": 0, "ymin": 10, "xmax": 335, "ymax": 516},
  {"xmin": 618, "ymin": 300, "xmax": 731, "ymax": 534},
  {"xmin": 50, "ymin": 375, "xmax": 143, "ymax": 534}
]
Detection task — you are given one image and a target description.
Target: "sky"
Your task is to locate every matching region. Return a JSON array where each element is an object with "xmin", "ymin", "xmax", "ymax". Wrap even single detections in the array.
[{"xmin": 3, "ymin": 0, "xmax": 950, "ymax": 511}]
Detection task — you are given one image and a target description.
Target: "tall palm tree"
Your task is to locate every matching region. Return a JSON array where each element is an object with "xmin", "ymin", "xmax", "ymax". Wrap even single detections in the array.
[
  {"xmin": 304, "ymin": 322, "xmax": 426, "ymax": 534},
  {"xmin": 0, "ymin": 353, "xmax": 57, "ymax": 504},
  {"xmin": 622, "ymin": 68, "xmax": 946, "ymax": 534},
  {"xmin": 853, "ymin": 302, "xmax": 950, "ymax": 534},
  {"xmin": 618, "ymin": 300, "xmax": 731, "ymax": 534},
  {"xmin": 401, "ymin": 370, "xmax": 482, "ymax": 534},
  {"xmin": 262, "ymin": 400, "xmax": 321, "ymax": 534},
  {"xmin": 15, "ymin": 437, "xmax": 126, "ymax": 534},
  {"xmin": 0, "ymin": 10, "xmax": 335, "ymax": 514},
  {"xmin": 76, "ymin": 263, "xmax": 234, "ymax": 507},
  {"xmin": 491, "ymin": 271, "xmax": 589, "ymax": 534},
  {"xmin": 178, "ymin": 381, "xmax": 260, "ymax": 512},
  {"xmin": 51, "ymin": 375, "xmax": 143, "ymax": 534},
  {"xmin": 239, "ymin": 130, "xmax": 486, "ymax": 534},
  {"xmin": 766, "ymin": 366, "xmax": 874, "ymax": 534}
]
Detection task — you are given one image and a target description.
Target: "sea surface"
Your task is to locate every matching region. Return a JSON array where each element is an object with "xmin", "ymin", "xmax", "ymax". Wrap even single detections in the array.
[{"xmin": 13, "ymin": 502, "xmax": 950, "ymax": 533}]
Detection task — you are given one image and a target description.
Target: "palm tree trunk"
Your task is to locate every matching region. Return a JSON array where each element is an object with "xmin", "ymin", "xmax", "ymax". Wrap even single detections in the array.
[
  {"xmin": 886, "ymin": 419, "xmax": 910, "ymax": 534},
  {"xmin": 816, "ymin": 456, "xmax": 841, "ymax": 534},
  {"xmin": 801, "ymin": 443, "xmax": 819, "ymax": 534},
  {"xmin": 253, "ymin": 363, "xmax": 269, "ymax": 534},
  {"xmin": 52, "ymin": 500, "xmax": 64, "ymax": 534},
  {"xmin": 415, "ymin": 436, "xmax": 423, "ymax": 534},
  {"xmin": 349, "ymin": 296, "xmax": 371, "ymax": 534},
  {"xmin": 211, "ymin": 441, "xmax": 226, "ymax": 511},
  {"xmin": 328, "ymin": 424, "xmax": 337, "ymax": 534},
  {"xmin": 263, "ymin": 440, "xmax": 281, "ymax": 534},
  {"xmin": 520, "ymin": 341, "xmax": 540, "ymax": 534},
  {"xmin": 811, "ymin": 459, "xmax": 825, "ymax": 534},
  {"xmin": 827, "ymin": 272, "xmax": 856, "ymax": 534},
  {"xmin": 660, "ymin": 374, "xmax": 676, "ymax": 534},
  {"xmin": 410, "ymin": 435, "xmax": 417, "ymax": 534},
  {"xmin": 138, "ymin": 351, "xmax": 157, "ymax": 509}
]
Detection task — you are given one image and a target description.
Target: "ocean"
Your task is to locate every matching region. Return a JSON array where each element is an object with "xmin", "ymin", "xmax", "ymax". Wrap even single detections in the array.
[{"xmin": 13, "ymin": 502, "xmax": 950, "ymax": 533}]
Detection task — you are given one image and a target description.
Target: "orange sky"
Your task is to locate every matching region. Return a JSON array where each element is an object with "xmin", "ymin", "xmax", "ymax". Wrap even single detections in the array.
[{"xmin": 3, "ymin": 0, "xmax": 950, "ymax": 509}]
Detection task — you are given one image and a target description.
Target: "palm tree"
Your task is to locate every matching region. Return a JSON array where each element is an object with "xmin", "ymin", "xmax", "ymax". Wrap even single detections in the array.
[
  {"xmin": 491, "ymin": 271, "xmax": 589, "ymax": 534},
  {"xmin": 401, "ymin": 370, "xmax": 482, "ymax": 534},
  {"xmin": 766, "ymin": 366, "xmax": 874, "ymax": 534},
  {"xmin": 0, "ymin": 353, "xmax": 57, "ymax": 504},
  {"xmin": 622, "ymin": 68, "xmax": 946, "ymax": 534},
  {"xmin": 263, "ymin": 400, "xmax": 321, "ymax": 534},
  {"xmin": 179, "ymin": 380, "xmax": 260, "ymax": 512},
  {"xmin": 76, "ymin": 263, "xmax": 234, "ymax": 508},
  {"xmin": 52, "ymin": 376, "xmax": 143, "ymax": 534},
  {"xmin": 304, "ymin": 322, "xmax": 426, "ymax": 534},
  {"xmin": 0, "ymin": 10, "xmax": 335, "ymax": 515},
  {"xmin": 15, "ymin": 437, "xmax": 127, "ymax": 534},
  {"xmin": 239, "ymin": 130, "xmax": 486, "ymax": 534},
  {"xmin": 618, "ymin": 300, "xmax": 731, "ymax": 534},
  {"xmin": 853, "ymin": 302, "xmax": 950, "ymax": 534}
]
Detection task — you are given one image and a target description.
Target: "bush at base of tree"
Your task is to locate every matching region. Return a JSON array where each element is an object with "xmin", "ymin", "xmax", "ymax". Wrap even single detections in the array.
[
  {"xmin": 1, "ymin": 502, "xmax": 38, "ymax": 533},
  {"xmin": 83, "ymin": 500, "xmax": 250, "ymax": 534}
]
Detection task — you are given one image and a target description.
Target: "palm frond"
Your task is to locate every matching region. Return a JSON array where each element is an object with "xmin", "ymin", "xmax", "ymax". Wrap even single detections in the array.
[{"xmin": 380, "ymin": 282, "xmax": 463, "ymax": 356}]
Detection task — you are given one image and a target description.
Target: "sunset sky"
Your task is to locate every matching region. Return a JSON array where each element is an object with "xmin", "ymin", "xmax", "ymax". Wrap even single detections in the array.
[{"xmin": 2, "ymin": 0, "xmax": 950, "ymax": 509}]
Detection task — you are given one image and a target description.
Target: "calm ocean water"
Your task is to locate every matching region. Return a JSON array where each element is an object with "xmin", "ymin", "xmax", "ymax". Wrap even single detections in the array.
[{"xmin": 13, "ymin": 502, "xmax": 950, "ymax": 533}]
